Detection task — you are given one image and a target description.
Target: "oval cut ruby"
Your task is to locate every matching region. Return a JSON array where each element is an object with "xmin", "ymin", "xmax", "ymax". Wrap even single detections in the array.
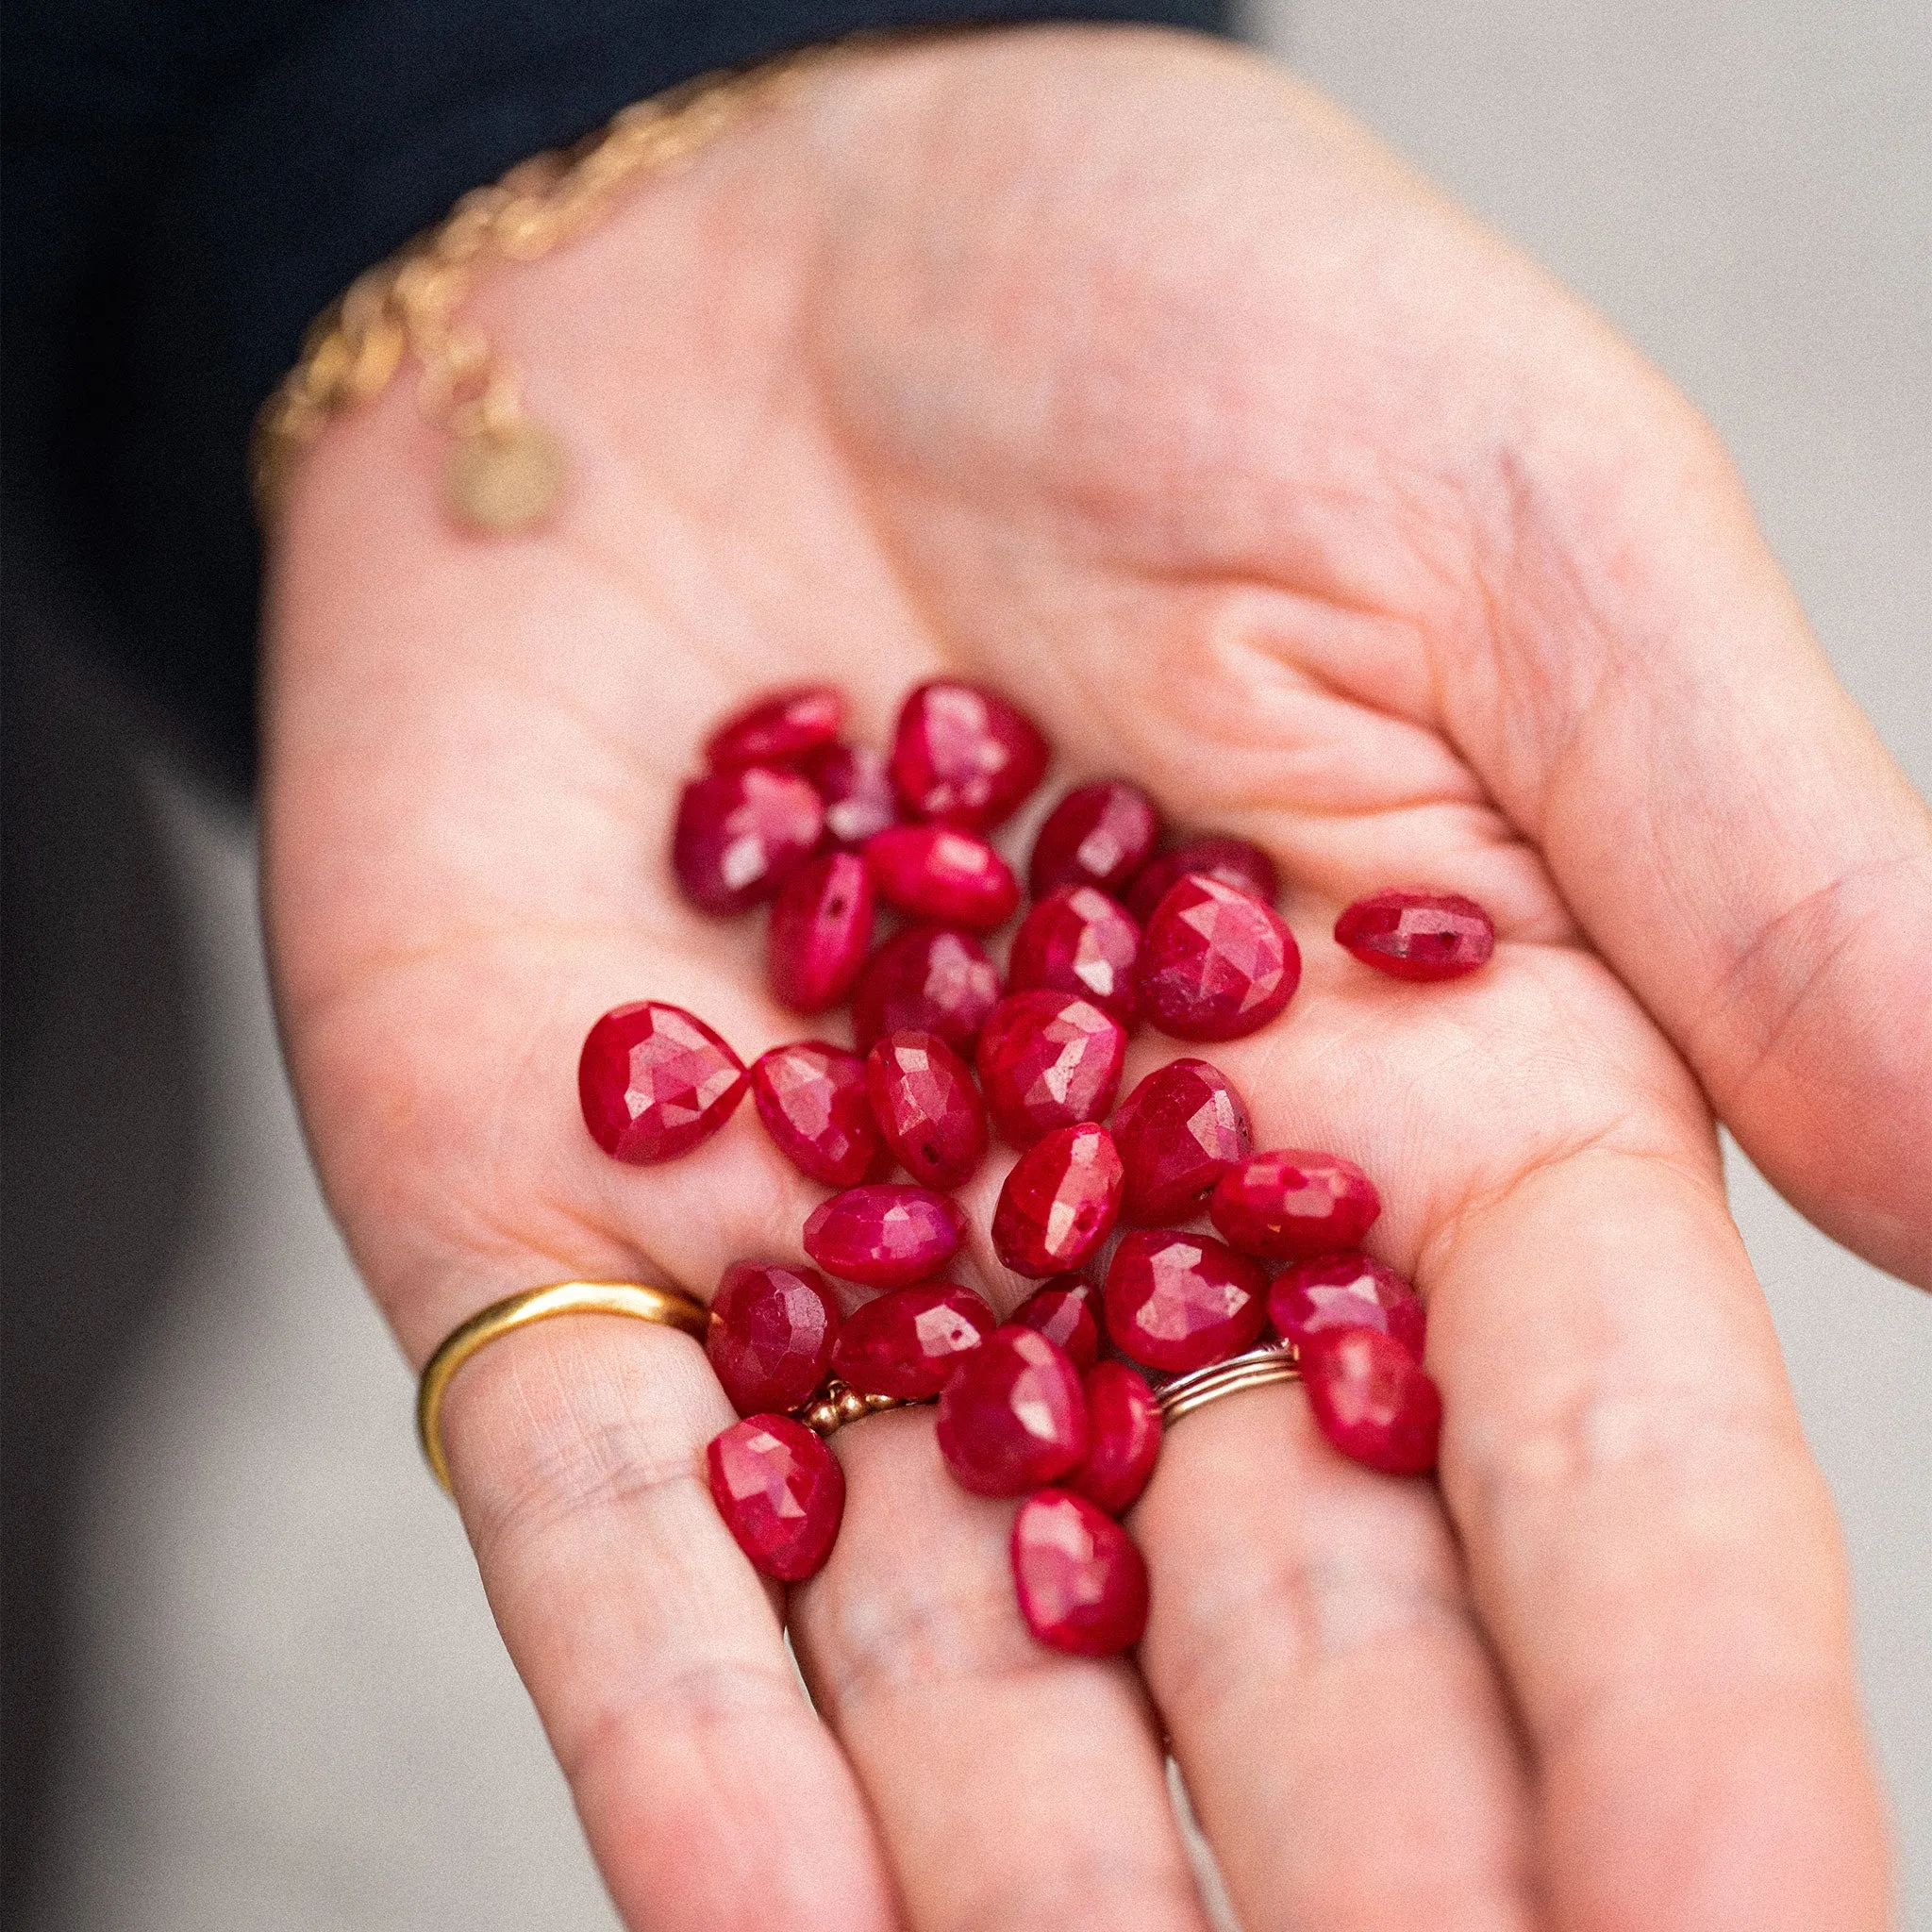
[
  {"xmin": 767, "ymin": 851, "xmax": 874, "ymax": 1013},
  {"xmin": 798, "ymin": 741, "xmax": 899, "ymax": 849},
  {"xmin": 708, "ymin": 1261, "xmax": 841, "ymax": 1415},
  {"xmin": 705, "ymin": 686, "xmax": 844, "ymax": 769},
  {"xmin": 974, "ymin": 990, "xmax": 1127, "ymax": 1148},
  {"xmin": 864, "ymin": 1030, "xmax": 988, "ymax": 1189},
  {"xmin": 1027, "ymin": 780, "xmax": 1160, "ymax": 897},
  {"xmin": 1299, "ymin": 1326, "xmax": 1442, "ymax": 1475},
  {"xmin": 707, "ymin": 1413, "xmax": 845, "ymax": 1580},
  {"xmin": 1269, "ymin": 1252, "xmax": 1426, "ymax": 1361},
  {"xmin": 672, "ymin": 764, "xmax": 824, "ymax": 914},
  {"xmin": 852, "ymin": 924, "xmax": 1002, "ymax": 1056},
  {"xmin": 803, "ymin": 1183, "xmax": 968, "ymax": 1288},
  {"xmin": 1335, "ymin": 890, "xmax": 1494, "ymax": 980},
  {"xmin": 1008, "ymin": 1277, "xmax": 1103, "ymax": 1372},
  {"xmin": 1006, "ymin": 886, "xmax": 1141, "ymax": 1025},
  {"xmin": 750, "ymin": 1041, "xmax": 883, "ymax": 1188},
  {"xmin": 1209, "ymin": 1149, "xmax": 1381, "ymax": 1262},
  {"xmin": 1111, "ymin": 1057, "xmax": 1253, "ymax": 1224},
  {"xmin": 1124, "ymin": 837, "xmax": 1278, "ymax": 924},
  {"xmin": 1137, "ymin": 873, "xmax": 1300, "ymax": 1042},
  {"xmin": 829, "ymin": 1281, "xmax": 995, "ymax": 1398},
  {"xmin": 890, "ymin": 680, "xmax": 1050, "ymax": 830},
  {"xmin": 1103, "ymin": 1229, "xmax": 1268, "ymax": 1374},
  {"xmin": 579, "ymin": 1002, "xmax": 747, "ymax": 1164},
  {"xmin": 991, "ymin": 1122, "xmax": 1124, "ymax": 1277},
  {"xmin": 1010, "ymin": 1490, "xmax": 1149, "ymax": 1657},
  {"xmin": 936, "ymin": 1326, "xmax": 1089, "ymax": 1496},
  {"xmin": 1068, "ymin": 1362, "xmax": 1162, "ymax": 1515},
  {"xmin": 865, "ymin": 824, "xmax": 1019, "ymax": 930}
]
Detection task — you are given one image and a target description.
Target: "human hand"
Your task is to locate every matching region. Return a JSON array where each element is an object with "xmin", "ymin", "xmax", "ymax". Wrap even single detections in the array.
[{"xmin": 261, "ymin": 26, "xmax": 1929, "ymax": 1930}]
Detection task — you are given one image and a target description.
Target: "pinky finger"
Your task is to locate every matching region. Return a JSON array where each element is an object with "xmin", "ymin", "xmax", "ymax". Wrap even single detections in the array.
[{"xmin": 438, "ymin": 1307, "xmax": 897, "ymax": 1932}]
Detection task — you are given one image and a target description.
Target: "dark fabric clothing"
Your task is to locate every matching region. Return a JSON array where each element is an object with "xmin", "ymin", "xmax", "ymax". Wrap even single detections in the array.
[{"xmin": 3, "ymin": 0, "xmax": 1232, "ymax": 783}]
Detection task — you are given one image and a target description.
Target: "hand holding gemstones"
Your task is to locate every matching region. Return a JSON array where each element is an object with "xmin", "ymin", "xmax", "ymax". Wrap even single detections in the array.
[{"xmin": 260, "ymin": 26, "xmax": 1930, "ymax": 1932}]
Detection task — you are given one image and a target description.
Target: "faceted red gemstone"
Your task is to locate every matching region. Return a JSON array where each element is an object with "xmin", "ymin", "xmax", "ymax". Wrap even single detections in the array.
[
  {"xmin": 1137, "ymin": 873, "xmax": 1301, "ymax": 1042},
  {"xmin": 708, "ymin": 1261, "xmax": 841, "ymax": 1415},
  {"xmin": 1006, "ymin": 886, "xmax": 1141, "ymax": 1025},
  {"xmin": 1068, "ymin": 1362, "xmax": 1162, "ymax": 1516},
  {"xmin": 1268, "ymin": 1252, "xmax": 1427, "ymax": 1361},
  {"xmin": 579, "ymin": 1002, "xmax": 747, "ymax": 1164},
  {"xmin": 864, "ymin": 1030, "xmax": 988, "ymax": 1189},
  {"xmin": 1028, "ymin": 781, "xmax": 1160, "ymax": 897},
  {"xmin": 802, "ymin": 1183, "xmax": 969, "ymax": 1288},
  {"xmin": 1299, "ymin": 1326, "xmax": 1442, "ymax": 1475},
  {"xmin": 707, "ymin": 1413, "xmax": 845, "ymax": 1580},
  {"xmin": 829, "ymin": 1281, "xmax": 995, "ymax": 1398},
  {"xmin": 889, "ymin": 680, "xmax": 1050, "ymax": 830},
  {"xmin": 1010, "ymin": 1490, "xmax": 1149, "ymax": 1657},
  {"xmin": 705, "ymin": 685, "xmax": 844, "ymax": 769},
  {"xmin": 865, "ymin": 824, "xmax": 1020, "ymax": 930},
  {"xmin": 1209, "ymin": 1149, "xmax": 1381, "ymax": 1262},
  {"xmin": 974, "ymin": 991, "xmax": 1127, "ymax": 1148},
  {"xmin": 798, "ymin": 741, "xmax": 899, "ymax": 850},
  {"xmin": 672, "ymin": 765, "xmax": 824, "ymax": 915},
  {"xmin": 1111, "ymin": 1057, "xmax": 1254, "ymax": 1224},
  {"xmin": 1103, "ymin": 1229, "xmax": 1268, "ymax": 1373},
  {"xmin": 750, "ymin": 1041, "xmax": 884, "ymax": 1188},
  {"xmin": 991, "ymin": 1123, "xmax": 1124, "ymax": 1277},
  {"xmin": 1335, "ymin": 890, "xmax": 1495, "ymax": 980},
  {"xmin": 937, "ymin": 1327, "xmax": 1090, "ymax": 1495},
  {"xmin": 767, "ymin": 852, "xmax": 874, "ymax": 1013},
  {"xmin": 1124, "ymin": 837, "xmax": 1279, "ymax": 924},
  {"xmin": 852, "ymin": 924, "xmax": 1002, "ymax": 1056},
  {"xmin": 1009, "ymin": 1277, "xmax": 1103, "ymax": 1372}
]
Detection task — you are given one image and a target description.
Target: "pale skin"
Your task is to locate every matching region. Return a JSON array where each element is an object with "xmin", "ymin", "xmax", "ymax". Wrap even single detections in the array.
[{"xmin": 260, "ymin": 26, "xmax": 1932, "ymax": 1932}]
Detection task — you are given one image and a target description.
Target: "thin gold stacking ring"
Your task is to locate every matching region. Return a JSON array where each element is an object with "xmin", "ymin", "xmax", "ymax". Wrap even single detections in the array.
[{"xmin": 1157, "ymin": 1343, "xmax": 1301, "ymax": 1427}]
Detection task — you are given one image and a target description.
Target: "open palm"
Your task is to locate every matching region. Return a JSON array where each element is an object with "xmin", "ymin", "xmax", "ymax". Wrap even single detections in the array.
[{"xmin": 261, "ymin": 27, "xmax": 1929, "ymax": 1932}]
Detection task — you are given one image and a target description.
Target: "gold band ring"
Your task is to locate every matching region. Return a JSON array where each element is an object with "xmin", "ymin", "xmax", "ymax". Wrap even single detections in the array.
[
  {"xmin": 416, "ymin": 1280, "xmax": 709, "ymax": 1494},
  {"xmin": 1156, "ymin": 1343, "xmax": 1301, "ymax": 1427}
]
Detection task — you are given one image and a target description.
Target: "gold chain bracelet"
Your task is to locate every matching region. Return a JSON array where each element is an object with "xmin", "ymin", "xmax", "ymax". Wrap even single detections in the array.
[{"xmin": 250, "ymin": 43, "xmax": 841, "ymax": 535}]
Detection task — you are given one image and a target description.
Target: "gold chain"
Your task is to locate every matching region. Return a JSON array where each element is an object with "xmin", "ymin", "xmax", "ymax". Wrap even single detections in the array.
[{"xmin": 250, "ymin": 47, "xmax": 828, "ymax": 535}]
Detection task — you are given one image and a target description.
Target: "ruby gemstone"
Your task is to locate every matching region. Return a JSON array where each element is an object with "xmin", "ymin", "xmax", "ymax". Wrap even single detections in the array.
[
  {"xmin": 767, "ymin": 852, "xmax": 874, "ymax": 1013},
  {"xmin": 991, "ymin": 1122, "xmax": 1124, "ymax": 1277},
  {"xmin": 890, "ymin": 680, "xmax": 1050, "ymax": 830},
  {"xmin": 708, "ymin": 1261, "xmax": 841, "ymax": 1415},
  {"xmin": 1299, "ymin": 1326, "xmax": 1442, "ymax": 1475},
  {"xmin": 936, "ymin": 1326, "xmax": 1089, "ymax": 1495},
  {"xmin": 1010, "ymin": 1490, "xmax": 1149, "ymax": 1657},
  {"xmin": 1269, "ymin": 1252, "xmax": 1426, "ymax": 1361},
  {"xmin": 1137, "ymin": 873, "xmax": 1300, "ymax": 1042},
  {"xmin": 672, "ymin": 765, "xmax": 824, "ymax": 915},
  {"xmin": 750, "ymin": 1041, "xmax": 884, "ymax": 1188},
  {"xmin": 707, "ymin": 1413, "xmax": 845, "ymax": 1580},
  {"xmin": 799, "ymin": 741, "xmax": 899, "ymax": 850},
  {"xmin": 1334, "ymin": 890, "xmax": 1494, "ymax": 980},
  {"xmin": 1124, "ymin": 837, "xmax": 1279, "ymax": 924},
  {"xmin": 852, "ymin": 924, "xmax": 1002, "ymax": 1056},
  {"xmin": 1009, "ymin": 1277, "xmax": 1103, "ymax": 1372},
  {"xmin": 1006, "ymin": 886, "xmax": 1141, "ymax": 1025},
  {"xmin": 803, "ymin": 1183, "xmax": 969, "ymax": 1288},
  {"xmin": 579, "ymin": 1002, "xmax": 747, "ymax": 1164},
  {"xmin": 705, "ymin": 686, "xmax": 844, "ymax": 769},
  {"xmin": 864, "ymin": 1030, "xmax": 988, "ymax": 1189},
  {"xmin": 865, "ymin": 824, "xmax": 1019, "ymax": 930},
  {"xmin": 1069, "ymin": 1362, "xmax": 1162, "ymax": 1515},
  {"xmin": 1209, "ymin": 1149, "xmax": 1381, "ymax": 1262},
  {"xmin": 1028, "ymin": 780, "xmax": 1160, "ymax": 897},
  {"xmin": 974, "ymin": 990, "xmax": 1127, "ymax": 1148},
  {"xmin": 1111, "ymin": 1057, "xmax": 1253, "ymax": 1223},
  {"xmin": 830, "ymin": 1281, "xmax": 995, "ymax": 1398},
  {"xmin": 1104, "ymin": 1229, "xmax": 1268, "ymax": 1373}
]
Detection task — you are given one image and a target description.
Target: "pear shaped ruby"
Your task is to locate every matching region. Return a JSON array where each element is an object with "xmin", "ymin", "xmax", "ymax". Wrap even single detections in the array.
[
  {"xmin": 708, "ymin": 1414, "xmax": 844, "ymax": 1580},
  {"xmin": 1124, "ymin": 837, "xmax": 1278, "ymax": 924},
  {"xmin": 890, "ymin": 680, "xmax": 1049, "ymax": 830},
  {"xmin": 1007, "ymin": 886, "xmax": 1141, "ymax": 1025},
  {"xmin": 865, "ymin": 824, "xmax": 1019, "ymax": 929},
  {"xmin": 1068, "ymin": 1362, "xmax": 1162, "ymax": 1516},
  {"xmin": 991, "ymin": 1123, "xmax": 1123, "ymax": 1277},
  {"xmin": 1104, "ymin": 1229, "xmax": 1268, "ymax": 1373},
  {"xmin": 974, "ymin": 991, "xmax": 1126, "ymax": 1148},
  {"xmin": 1268, "ymin": 1252, "xmax": 1426, "ymax": 1361},
  {"xmin": 750, "ymin": 1041, "xmax": 883, "ymax": 1188},
  {"xmin": 768, "ymin": 852, "xmax": 874, "ymax": 1012},
  {"xmin": 672, "ymin": 764, "xmax": 824, "ymax": 914},
  {"xmin": 1334, "ymin": 890, "xmax": 1494, "ymax": 980},
  {"xmin": 1209, "ymin": 1149, "xmax": 1381, "ymax": 1261},
  {"xmin": 1111, "ymin": 1057, "xmax": 1253, "ymax": 1224},
  {"xmin": 937, "ymin": 1326, "xmax": 1089, "ymax": 1495},
  {"xmin": 1299, "ymin": 1326, "xmax": 1442, "ymax": 1475},
  {"xmin": 1008, "ymin": 1277, "xmax": 1103, "ymax": 1372},
  {"xmin": 579, "ymin": 1002, "xmax": 747, "ymax": 1164},
  {"xmin": 1027, "ymin": 781, "xmax": 1160, "ymax": 897},
  {"xmin": 708, "ymin": 1262, "xmax": 841, "ymax": 1415},
  {"xmin": 1138, "ymin": 874, "xmax": 1300, "ymax": 1042},
  {"xmin": 1010, "ymin": 1490, "xmax": 1149, "ymax": 1657},
  {"xmin": 705, "ymin": 686, "xmax": 844, "ymax": 769},
  {"xmin": 803, "ymin": 1184, "xmax": 968, "ymax": 1289},
  {"xmin": 864, "ymin": 1030, "xmax": 988, "ymax": 1189},
  {"xmin": 851, "ymin": 924, "xmax": 1001, "ymax": 1056},
  {"xmin": 829, "ymin": 1281, "xmax": 995, "ymax": 1398}
]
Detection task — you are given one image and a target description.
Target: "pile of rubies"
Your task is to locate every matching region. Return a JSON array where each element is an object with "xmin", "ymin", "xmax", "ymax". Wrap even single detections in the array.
[{"xmin": 577, "ymin": 681, "xmax": 1494, "ymax": 1657}]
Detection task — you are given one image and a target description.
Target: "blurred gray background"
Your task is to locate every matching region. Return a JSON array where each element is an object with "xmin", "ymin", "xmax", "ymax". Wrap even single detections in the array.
[{"xmin": 8, "ymin": 3, "xmax": 1929, "ymax": 1927}]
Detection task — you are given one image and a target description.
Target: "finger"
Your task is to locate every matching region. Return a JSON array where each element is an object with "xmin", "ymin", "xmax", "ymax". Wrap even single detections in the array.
[
  {"xmin": 789, "ymin": 1407, "xmax": 1211, "ymax": 1932},
  {"xmin": 1429, "ymin": 1146, "xmax": 1890, "ymax": 1931},
  {"xmin": 441, "ymin": 1311, "xmax": 896, "ymax": 1932},
  {"xmin": 1135, "ymin": 1383, "xmax": 1538, "ymax": 1932}
]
